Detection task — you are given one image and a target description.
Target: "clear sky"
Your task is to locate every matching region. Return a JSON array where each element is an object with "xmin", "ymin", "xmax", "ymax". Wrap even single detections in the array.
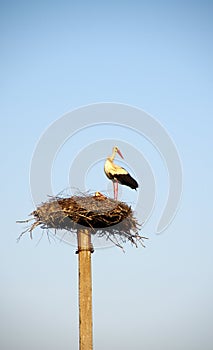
[{"xmin": 1, "ymin": 1, "xmax": 213, "ymax": 349}]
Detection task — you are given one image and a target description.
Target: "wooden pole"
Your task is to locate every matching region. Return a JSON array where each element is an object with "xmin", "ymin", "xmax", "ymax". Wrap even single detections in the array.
[{"xmin": 77, "ymin": 229, "xmax": 93, "ymax": 350}]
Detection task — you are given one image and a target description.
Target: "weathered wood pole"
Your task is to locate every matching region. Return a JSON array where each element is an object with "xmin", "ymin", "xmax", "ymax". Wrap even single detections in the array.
[{"xmin": 77, "ymin": 229, "xmax": 93, "ymax": 350}]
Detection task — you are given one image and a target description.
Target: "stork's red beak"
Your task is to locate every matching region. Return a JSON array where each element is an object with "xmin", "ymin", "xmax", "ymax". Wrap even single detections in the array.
[{"xmin": 117, "ymin": 149, "xmax": 124, "ymax": 159}]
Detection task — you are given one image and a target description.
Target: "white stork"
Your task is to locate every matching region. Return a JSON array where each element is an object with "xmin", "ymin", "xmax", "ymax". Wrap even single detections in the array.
[{"xmin": 104, "ymin": 146, "xmax": 138, "ymax": 200}]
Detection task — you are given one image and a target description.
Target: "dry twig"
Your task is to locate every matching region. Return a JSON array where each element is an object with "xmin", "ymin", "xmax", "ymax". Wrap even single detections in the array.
[{"xmin": 17, "ymin": 194, "xmax": 148, "ymax": 250}]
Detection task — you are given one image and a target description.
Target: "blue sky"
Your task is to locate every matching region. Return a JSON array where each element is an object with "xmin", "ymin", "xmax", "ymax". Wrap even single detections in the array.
[{"xmin": 1, "ymin": 1, "xmax": 213, "ymax": 349}]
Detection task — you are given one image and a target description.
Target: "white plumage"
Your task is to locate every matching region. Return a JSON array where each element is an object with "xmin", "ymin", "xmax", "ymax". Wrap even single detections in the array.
[{"xmin": 104, "ymin": 146, "xmax": 138, "ymax": 200}]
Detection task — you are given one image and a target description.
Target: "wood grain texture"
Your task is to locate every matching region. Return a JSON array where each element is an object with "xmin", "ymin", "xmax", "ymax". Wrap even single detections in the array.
[{"xmin": 77, "ymin": 229, "xmax": 93, "ymax": 350}]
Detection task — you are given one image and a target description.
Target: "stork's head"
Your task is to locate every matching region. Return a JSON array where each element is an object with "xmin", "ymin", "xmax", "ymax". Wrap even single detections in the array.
[{"xmin": 114, "ymin": 146, "xmax": 124, "ymax": 159}]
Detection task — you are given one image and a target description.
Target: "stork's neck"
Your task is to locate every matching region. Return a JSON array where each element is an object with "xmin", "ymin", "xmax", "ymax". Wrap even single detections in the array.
[{"xmin": 109, "ymin": 148, "xmax": 117, "ymax": 162}]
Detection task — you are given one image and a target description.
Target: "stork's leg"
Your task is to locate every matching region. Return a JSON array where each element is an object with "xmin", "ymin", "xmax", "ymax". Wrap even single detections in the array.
[
  {"xmin": 114, "ymin": 180, "xmax": 118, "ymax": 201},
  {"xmin": 113, "ymin": 181, "xmax": 116, "ymax": 200}
]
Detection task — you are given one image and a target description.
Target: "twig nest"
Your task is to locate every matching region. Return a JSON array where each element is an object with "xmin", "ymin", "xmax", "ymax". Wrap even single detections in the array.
[{"xmin": 17, "ymin": 194, "xmax": 147, "ymax": 249}]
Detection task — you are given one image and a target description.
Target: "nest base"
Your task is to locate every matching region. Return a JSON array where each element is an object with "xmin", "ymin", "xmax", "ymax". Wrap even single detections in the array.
[{"xmin": 17, "ymin": 194, "xmax": 148, "ymax": 250}]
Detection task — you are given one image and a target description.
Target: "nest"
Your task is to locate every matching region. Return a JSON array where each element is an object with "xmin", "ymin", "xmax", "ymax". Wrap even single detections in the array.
[{"xmin": 17, "ymin": 193, "xmax": 147, "ymax": 250}]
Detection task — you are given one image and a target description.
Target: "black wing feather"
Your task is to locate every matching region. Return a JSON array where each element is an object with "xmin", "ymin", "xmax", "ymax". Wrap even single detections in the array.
[{"xmin": 115, "ymin": 173, "xmax": 138, "ymax": 189}]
